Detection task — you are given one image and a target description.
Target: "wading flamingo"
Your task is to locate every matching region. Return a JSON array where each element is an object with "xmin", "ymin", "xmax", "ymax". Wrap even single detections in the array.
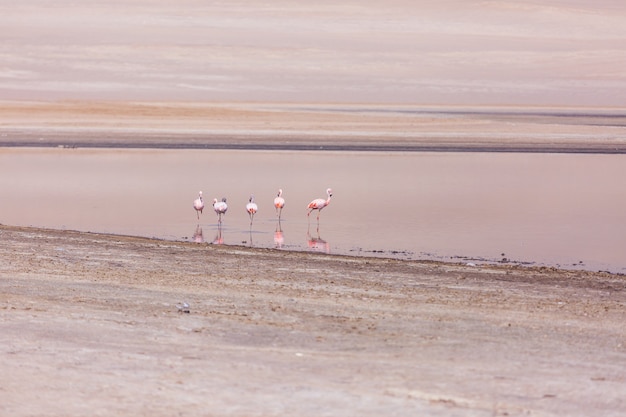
[
  {"xmin": 274, "ymin": 189, "xmax": 285, "ymax": 219},
  {"xmin": 193, "ymin": 191, "xmax": 204, "ymax": 220},
  {"xmin": 307, "ymin": 188, "xmax": 333, "ymax": 221},
  {"xmin": 213, "ymin": 197, "xmax": 228, "ymax": 224},
  {"xmin": 246, "ymin": 195, "xmax": 258, "ymax": 226},
  {"xmin": 274, "ymin": 188, "xmax": 285, "ymax": 220}
]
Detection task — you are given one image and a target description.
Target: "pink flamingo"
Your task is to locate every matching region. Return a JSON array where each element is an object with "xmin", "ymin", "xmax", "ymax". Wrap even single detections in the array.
[
  {"xmin": 245, "ymin": 195, "xmax": 258, "ymax": 226},
  {"xmin": 213, "ymin": 197, "xmax": 228, "ymax": 224},
  {"xmin": 274, "ymin": 188, "xmax": 285, "ymax": 219},
  {"xmin": 193, "ymin": 191, "xmax": 204, "ymax": 220},
  {"xmin": 307, "ymin": 188, "xmax": 333, "ymax": 221}
]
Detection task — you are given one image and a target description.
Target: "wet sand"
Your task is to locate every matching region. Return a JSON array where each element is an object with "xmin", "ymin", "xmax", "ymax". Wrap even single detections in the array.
[
  {"xmin": 1, "ymin": 224, "xmax": 625, "ymax": 416},
  {"xmin": 2, "ymin": 101, "xmax": 626, "ymax": 153}
]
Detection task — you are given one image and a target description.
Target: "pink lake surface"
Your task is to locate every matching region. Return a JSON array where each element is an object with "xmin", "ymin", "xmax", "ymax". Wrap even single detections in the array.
[{"xmin": 1, "ymin": 147, "xmax": 625, "ymax": 273}]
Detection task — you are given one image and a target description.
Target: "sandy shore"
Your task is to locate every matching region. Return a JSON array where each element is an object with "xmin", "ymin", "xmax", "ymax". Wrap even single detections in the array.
[
  {"xmin": 1, "ymin": 224, "xmax": 625, "ymax": 416},
  {"xmin": 2, "ymin": 101, "xmax": 626, "ymax": 153}
]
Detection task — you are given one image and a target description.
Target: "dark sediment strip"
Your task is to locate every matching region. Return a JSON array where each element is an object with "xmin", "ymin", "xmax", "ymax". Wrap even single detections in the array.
[{"xmin": 2, "ymin": 130, "xmax": 626, "ymax": 154}]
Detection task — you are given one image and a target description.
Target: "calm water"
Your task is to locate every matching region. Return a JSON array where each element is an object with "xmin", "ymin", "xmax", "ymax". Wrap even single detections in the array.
[{"xmin": 1, "ymin": 148, "xmax": 625, "ymax": 273}]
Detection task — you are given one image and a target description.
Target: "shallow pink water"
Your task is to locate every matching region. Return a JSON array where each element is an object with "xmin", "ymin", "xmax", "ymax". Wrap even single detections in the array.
[{"xmin": 1, "ymin": 148, "xmax": 625, "ymax": 273}]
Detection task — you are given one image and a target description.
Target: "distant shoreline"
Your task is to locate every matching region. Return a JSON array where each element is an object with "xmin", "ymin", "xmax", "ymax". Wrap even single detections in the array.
[
  {"xmin": 2, "ymin": 133, "xmax": 626, "ymax": 154},
  {"xmin": 0, "ymin": 101, "xmax": 626, "ymax": 154},
  {"xmin": 2, "ymin": 101, "xmax": 626, "ymax": 154},
  {"xmin": 3, "ymin": 143, "xmax": 626, "ymax": 154}
]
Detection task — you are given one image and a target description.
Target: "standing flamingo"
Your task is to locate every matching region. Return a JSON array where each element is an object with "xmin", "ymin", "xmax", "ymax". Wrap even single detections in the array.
[
  {"xmin": 274, "ymin": 188, "xmax": 285, "ymax": 219},
  {"xmin": 213, "ymin": 197, "xmax": 228, "ymax": 224},
  {"xmin": 307, "ymin": 188, "xmax": 333, "ymax": 221},
  {"xmin": 245, "ymin": 195, "xmax": 258, "ymax": 226},
  {"xmin": 193, "ymin": 191, "xmax": 204, "ymax": 220}
]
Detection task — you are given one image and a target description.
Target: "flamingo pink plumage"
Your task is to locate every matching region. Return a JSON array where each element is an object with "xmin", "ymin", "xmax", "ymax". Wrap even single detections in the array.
[
  {"xmin": 307, "ymin": 188, "xmax": 333, "ymax": 220},
  {"xmin": 213, "ymin": 197, "xmax": 228, "ymax": 224},
  {"xmin": 193, "ymin": 191, "xmax": 204, "ymax": 220},
  {"xmin": 274, "ymin": 189, "xmax": 285, "ymax": 219},
  {"xmin": 246, "ymin": 195, "xmax": 258, "ymax": 226}
]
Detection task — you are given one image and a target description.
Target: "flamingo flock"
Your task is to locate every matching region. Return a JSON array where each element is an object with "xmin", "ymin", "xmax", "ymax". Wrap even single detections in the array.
[
  {"xmin": 193, "ymin": 188, "xmax": 333, "ymax": 253},
  {"xmin": 192, "ymin": 188, "xmax": 334, "ymax": 225}
]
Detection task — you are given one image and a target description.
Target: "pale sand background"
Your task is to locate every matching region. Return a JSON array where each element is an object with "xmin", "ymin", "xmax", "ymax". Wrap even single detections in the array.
[
  {"xmin": 2, "ymin": 1, "xmax": 626, "ymax": 150},
  {"xmin": 2, "ymin": 0, "xmax": 626, "ymax": 106}
]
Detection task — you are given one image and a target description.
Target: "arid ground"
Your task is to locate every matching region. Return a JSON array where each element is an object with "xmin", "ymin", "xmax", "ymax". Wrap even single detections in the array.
[{"xmin": 1, "ymin": 225, "xmax": 625, "ymax": 416}]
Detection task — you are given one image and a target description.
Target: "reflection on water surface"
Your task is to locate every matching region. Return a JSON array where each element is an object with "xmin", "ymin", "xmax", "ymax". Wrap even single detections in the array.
[{"xmin": 1, "ymin": 148, "xmax": 625, "ymax": 273}]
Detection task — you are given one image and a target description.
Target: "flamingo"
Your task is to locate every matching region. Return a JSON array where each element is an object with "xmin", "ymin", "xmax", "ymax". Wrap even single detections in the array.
[
  {"xmin": 193, "ymin": 191, "xmax": 204, "ymax": 220},
  {"xmin": 213, "ymin": 197, "xmax": 228, "ymax": 224},
  {"xmin": 274, "ymin": 188, "xmax": 285, "ymax": 219},
  {"xmin": 307, "ymin": 188, "xmax": 333, "ymax": 221},
  {"xmin": 245, "ymin": 195, "xmax": 258, "ymax": 226}
]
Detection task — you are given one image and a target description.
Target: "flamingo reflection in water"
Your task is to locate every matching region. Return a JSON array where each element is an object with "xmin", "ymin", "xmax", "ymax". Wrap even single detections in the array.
[
  {"xmin": 192, "ymin": 225, "xmax": 204, "ymax": 243},
  {"xmin": 247, "ymin": 230, "xmax": 254, "ymax": 247},
  {"xmin": 307, "ymin": 225, "xmax": 330, "ymax": 254},
  {"xmin": 274, "ymin": 220, "xmax": 284, "ymax": 248},
  {"xmin": 212, "ymin": 225, "xmax": 224, "ymax": 245}
]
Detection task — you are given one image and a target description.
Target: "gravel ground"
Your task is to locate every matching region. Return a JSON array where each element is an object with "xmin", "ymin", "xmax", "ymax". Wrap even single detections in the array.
[{"xmin": 1, "ymin": 225, "xmax": 625, "ymax": 416}]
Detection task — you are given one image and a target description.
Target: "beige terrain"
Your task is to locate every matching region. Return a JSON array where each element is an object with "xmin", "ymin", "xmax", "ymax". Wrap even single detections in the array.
[
  {"xmin": 2, "ymin": 101, "xmax": 626, "ymax": 153},
  {"xmin": 1, "ymin": 225, "xmax": 625, "ymax": 416},
  {"xmin": 2, "ymin": 1, "xmax": 626, "ymax": 416},
  {"xmin": 2, "ymin": 1, "xmax": 626, "ymax": 106},
  {"xmin": 2, "ymin": 0, "xmax": 626, "ymax": 150}
]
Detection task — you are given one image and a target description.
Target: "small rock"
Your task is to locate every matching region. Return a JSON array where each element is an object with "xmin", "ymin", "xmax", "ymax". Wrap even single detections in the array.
[{"xmin": 176, "ymin": 302, "xmax": 190, "ymax": 314}]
